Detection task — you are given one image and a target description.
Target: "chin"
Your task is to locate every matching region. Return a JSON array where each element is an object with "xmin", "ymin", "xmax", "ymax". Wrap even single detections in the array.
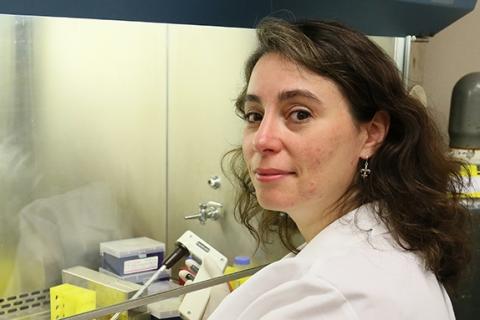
[{"xmin": 256, "ymin": 193, "xmax": 295, "ymax": 212}]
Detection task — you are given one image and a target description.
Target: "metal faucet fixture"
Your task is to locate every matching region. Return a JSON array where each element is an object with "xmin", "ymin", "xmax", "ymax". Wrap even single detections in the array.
[
  {"xmin": 207, "ymin": 175, "xmax": 221, "ymax": 189},
  {"xmin": 184, "ymin": 201, "xmax": 223, "ymax": 224}
]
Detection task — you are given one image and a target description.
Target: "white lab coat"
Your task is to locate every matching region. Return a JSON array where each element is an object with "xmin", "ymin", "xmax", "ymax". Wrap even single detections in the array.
[{"xmin": 209, "ymin": 203, "xmax": 456, "ymax": 320}]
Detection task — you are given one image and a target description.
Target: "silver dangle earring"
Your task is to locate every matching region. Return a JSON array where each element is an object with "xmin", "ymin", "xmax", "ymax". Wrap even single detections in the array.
[{"xmin": 360, "ymin": 158, "xmax": 371, "ymax": 179}]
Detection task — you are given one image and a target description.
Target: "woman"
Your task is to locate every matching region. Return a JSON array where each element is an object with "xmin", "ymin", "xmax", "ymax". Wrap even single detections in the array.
[{"xmin": 210, "ymin": 18, "xmax": 471, "ymax": 319}]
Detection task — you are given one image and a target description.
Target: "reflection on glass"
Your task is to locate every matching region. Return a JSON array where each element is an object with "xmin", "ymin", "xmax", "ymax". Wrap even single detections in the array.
[{"xmin": 0, "ymin": 14, "xmax": 168, "ymax": 319}]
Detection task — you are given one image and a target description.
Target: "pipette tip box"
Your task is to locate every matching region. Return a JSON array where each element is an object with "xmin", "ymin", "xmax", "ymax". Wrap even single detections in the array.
[
  {"xmin": 99, "ymin": 267, "xmax": 170, "ymax": 284},
  {"xmin": 100, "ymin": 237, "xmax": 165, "ymax": 276}
]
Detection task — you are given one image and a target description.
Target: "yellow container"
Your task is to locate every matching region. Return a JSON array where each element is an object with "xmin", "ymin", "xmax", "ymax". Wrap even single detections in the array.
[
  {"xmin": 224, "ymin": 256, "xmax": 252, "ymax": 291},
  {"xmin": 50, "ymin": 283, "xmax": 96, "ymax": 320},
  {"xmin": 62, "ymin": 266, "xmax": 143, "ymax": 320}
]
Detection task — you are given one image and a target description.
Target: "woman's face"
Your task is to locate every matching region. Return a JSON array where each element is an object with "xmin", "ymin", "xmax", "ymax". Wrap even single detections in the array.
[{"xmin": 242, "ymin": 53, "xmax": 370, "ymax": 228}]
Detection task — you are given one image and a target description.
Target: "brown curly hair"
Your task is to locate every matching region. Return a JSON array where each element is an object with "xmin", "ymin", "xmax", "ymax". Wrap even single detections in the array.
[{"xmin": 222, "ymin": 18, "xmax": 472, "ymax": 292}]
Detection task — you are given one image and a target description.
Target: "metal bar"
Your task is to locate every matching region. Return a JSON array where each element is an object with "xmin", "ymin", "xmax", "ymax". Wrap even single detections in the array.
[
  {"xmin": 393, "ymin": 37, "xmax": 405, "ymax": 76},
  {"xmin": 64, "ymin": 264, "xmax": 268, "ymax": 320},
  {"xmin": 402, "ymin": 35, "xmax": 413, "ymax": 88}
]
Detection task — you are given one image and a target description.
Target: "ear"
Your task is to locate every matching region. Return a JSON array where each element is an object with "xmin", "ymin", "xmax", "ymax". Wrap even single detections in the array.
[{"xmin": 360, "ymin": 111, "xmax": 390, "ymax": 158}]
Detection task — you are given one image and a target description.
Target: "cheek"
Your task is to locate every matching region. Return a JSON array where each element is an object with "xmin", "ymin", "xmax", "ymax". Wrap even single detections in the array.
[
  {"xmin": 242, "ymin": 135, "xmax": 255, "ymax": 175},
  {"xmin": 300, "ymin": 146, "xmax": 330, "ymax": 195},
  {"xmin": 242, "ymin": 134, "xmax": 252, "ymax": 158},
  {"xmin": 305, "ymin": 180, "xmax": 318, "ymax": 196},
  {"xmin": 298, "ymin": 129, "xmax": 356, "ymax": 195},
  {"xmin": 312, "ymin": 145, "xmax": 335, "ymax": 165}
]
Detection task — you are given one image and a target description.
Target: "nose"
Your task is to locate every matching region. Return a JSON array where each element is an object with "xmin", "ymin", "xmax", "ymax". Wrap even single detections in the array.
[{"xmin": 252, "ymin": 115, "xmax": 282, "ymax": 154}]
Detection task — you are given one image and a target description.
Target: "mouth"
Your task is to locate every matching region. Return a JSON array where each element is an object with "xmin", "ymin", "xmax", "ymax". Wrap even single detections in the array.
[{"xmin": 254, "ymin": 168, "xmax": 296, "ymax": 182}]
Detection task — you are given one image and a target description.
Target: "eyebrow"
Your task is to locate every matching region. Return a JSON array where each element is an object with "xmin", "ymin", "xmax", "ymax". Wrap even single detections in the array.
[
  {"xmin": 278, "ymin": 89, "xmax": 322, "ymax": 103},
  {"xmin": 245, "ymin": 94, "xmax": 261, "ymax": 103},
  {"xmin": 244, "ymin": 89, "xmax": 322, "ymax": 105}
]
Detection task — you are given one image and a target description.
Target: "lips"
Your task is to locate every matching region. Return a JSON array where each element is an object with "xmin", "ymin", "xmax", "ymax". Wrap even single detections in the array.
[{"xmin": 254, "ymin": 168, "xmax": 295, "ymax": 182}]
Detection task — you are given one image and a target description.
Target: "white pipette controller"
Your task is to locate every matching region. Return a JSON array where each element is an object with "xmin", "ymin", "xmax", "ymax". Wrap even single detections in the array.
[
  {"xmin": 109, "ymin": 230, "xmax": 227, "ymax": 320},
  {"xmin": 177, "ymin": 231, "xmax": 228, "ymax": 320}
]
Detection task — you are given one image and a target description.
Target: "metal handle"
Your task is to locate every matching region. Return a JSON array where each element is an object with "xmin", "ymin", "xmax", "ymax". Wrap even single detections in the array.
[
  {"xmin": 184, "ymin": 213, "xmax": 203, "ymax": 220},
  {"xmin": 184, "ymin": 201, "xmax": 223, "ymax": 224}
]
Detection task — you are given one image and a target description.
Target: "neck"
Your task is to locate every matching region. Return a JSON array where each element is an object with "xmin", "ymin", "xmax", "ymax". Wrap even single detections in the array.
[
  {"xmin": 294, "ymin": 209, "xmax": 339, "ymax": 242},
  {"xmin": 290, "ymin": 197, "xmax": 359, "ymax": 242}
]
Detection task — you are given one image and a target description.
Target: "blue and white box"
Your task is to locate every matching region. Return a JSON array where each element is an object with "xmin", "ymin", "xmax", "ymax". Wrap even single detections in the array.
[
  {"xmin": 100, "ymin": 237, "xmax": 165, "ymax": 276},
  {"xmin": 99, "ymin": 267, "xmax": 170, "ymax": 284}
]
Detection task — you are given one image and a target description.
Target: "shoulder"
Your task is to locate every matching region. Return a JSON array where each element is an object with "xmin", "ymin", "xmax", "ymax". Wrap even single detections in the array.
[
  {"xmin": 291, "ymin": 203, "xmax": 454, "ymax": 319},
  {"xmin": 212, "ymin": 204, "xmax": 455, "ymax": 319},
  {"xmin": 210, "ymin": 259, "xmax": 360, "ymax": 320},
  {"xmin": 298, "ymin": 236, "xmax": 453, "ymax": 319},
  {"xmin": 212, "ymin": 243, "xmax": 453, "ymax": 320}
]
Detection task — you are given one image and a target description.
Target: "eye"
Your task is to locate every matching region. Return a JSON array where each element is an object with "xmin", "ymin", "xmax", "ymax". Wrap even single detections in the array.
[
  {"xmin": 244, "ymin": 111, "xmax": 263, "ymax": 123},
  {"xmin": 289, "ymin": 109, "xmax": 312, "ymax": 122}
]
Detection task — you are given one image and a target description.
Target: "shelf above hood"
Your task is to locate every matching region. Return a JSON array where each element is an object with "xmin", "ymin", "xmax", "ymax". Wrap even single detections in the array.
[{"xmin": 0, "ymin": 0, "xmax": 476, "ymax": 37}]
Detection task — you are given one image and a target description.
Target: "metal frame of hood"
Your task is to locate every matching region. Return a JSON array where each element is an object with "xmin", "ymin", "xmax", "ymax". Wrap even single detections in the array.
[{"xmin": 0, "ymin": 0, "xmax": 476, "ymax": 37}]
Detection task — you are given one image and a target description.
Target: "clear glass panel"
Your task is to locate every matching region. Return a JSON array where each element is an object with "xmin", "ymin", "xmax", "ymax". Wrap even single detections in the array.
[{"xmin": 0, "ymin": 15, "xmax": 168, "ymax": 304}]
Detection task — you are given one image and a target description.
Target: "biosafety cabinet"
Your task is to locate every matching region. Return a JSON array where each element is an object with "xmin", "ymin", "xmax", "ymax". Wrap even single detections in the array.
[{"xmin": 0, "ymin": 1, "xmax": 477, "ymax": 319}]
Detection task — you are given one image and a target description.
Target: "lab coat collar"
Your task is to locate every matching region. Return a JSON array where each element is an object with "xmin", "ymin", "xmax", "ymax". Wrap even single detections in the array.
[{"xmin": 294, "ymin": 202, "xmax": 389, "ymax": 260}]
